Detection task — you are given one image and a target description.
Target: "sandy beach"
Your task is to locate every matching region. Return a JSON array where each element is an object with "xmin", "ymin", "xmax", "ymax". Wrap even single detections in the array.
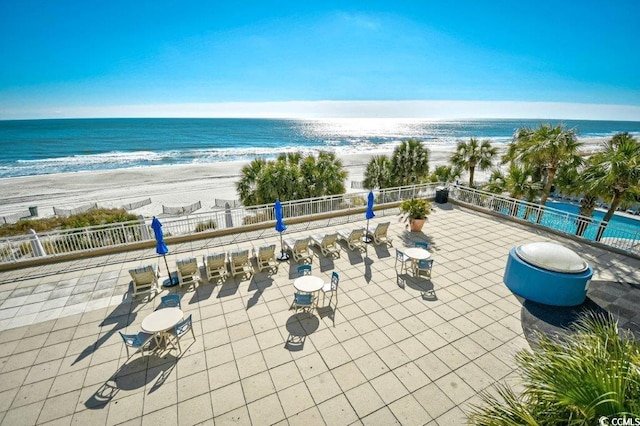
[{"xmin": 0, "ymin": 138, "xmax": 606, "ymax": 220}]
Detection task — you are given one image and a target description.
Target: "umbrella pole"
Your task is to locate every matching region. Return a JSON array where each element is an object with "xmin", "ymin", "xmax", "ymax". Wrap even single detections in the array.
[
  {"xmin": 162, "ymin": 254, "xmax": 172, "ymax": 285},
  {"xmin": 364, "ymin": 219, "xmax": 372, "ymax": 243},
  {"xmin": 277, "ymin": 232, "xmax": 289, "ymax": 261}
]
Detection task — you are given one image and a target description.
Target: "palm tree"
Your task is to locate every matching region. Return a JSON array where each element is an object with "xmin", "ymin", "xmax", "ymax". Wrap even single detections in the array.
[
  {"xmin": 390, "ymin": 139, "xmax": 430, "ymax": 186},
  {"xmin": 509, "ymin": 124, "xmax": 583, "ymax": 206},
  {"xmin": 236, "ymin": 151, "xmax": 347, "ymax": 206},
  {"xmin": 429, "ymin": 164, "xmax": 463, "ymax": 184},
  {"xmin": 486, "ymin": 164, "xmax": 541, "ymax": 217},
  {"xmin": 450, "ymin": 137, "xmax": 497, "ymax": 187},
  {"xmin": 584, "ymin": 133, "xmax": 640, "ymax": 241},
  {"xmin": 363, "ymin": 155, "xmax": 393, "ymax": 190},
  {"xmin": 467, "ymin": 312, "xmax": 640, "ymax": 424},
  {"xmin": 553, "ymin": 162, "xmax": 607, "ymax": 237}
]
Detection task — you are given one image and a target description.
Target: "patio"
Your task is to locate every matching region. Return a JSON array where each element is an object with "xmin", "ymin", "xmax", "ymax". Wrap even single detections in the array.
[{"xmin": 0, "ymin": 204, "xmax": 638, "ymax": 425}]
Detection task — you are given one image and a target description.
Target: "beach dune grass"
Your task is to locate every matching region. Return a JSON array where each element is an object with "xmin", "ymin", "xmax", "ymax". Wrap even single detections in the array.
[{"xmin": 0, "ymin": 208, "xmax": 138, "ymax": 237}]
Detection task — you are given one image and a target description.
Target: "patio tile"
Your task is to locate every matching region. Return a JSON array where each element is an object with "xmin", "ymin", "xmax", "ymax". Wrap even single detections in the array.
[
  {"xmin": 236, "ymin": 351, "xmax": 267, "ymax": 379},
  {"xmin": 305, "ymin": 370, "xmax": 342, "ymax": 404},
  {"xmin": 210, "ymin": 381, "xmax": 246, "ymax": 416},
  {"xmin": 295, "ymin": 352, "xmax": 328, "ymax": 380},
  {"xmin": 213, "ymin": 405, "xmax": 252, "ymax": 426},
  {"xmin": 177, "ymin": 393, "xmax": 213, "ymax": 425},
  {"xmin": 413, "ymin": 382, "xmax": 456, "ymax": 419},
  {"xmin": 331, "ymin": 362, "xmax": 367, "ymax": 392},
  {"xmin": 370, "ymin": 371, "xmax": 409, "ymax": 404},
  {"xmin": 345, "ymin": 381, "xmax": 385, "ymax": 418},
  {"xmin": 269, "ymin": 361, "xmax": 303, "ymax": 392},
  {"xmin": 434, "ymin": 372, "xmax": 476, "ymax": 405},
  {"xmin": 37, "ymin": 390, "xmax": 81, "ymax": 424},
  {"xmin": 207, "ymin": 360, "xmax": 240, "ymax": 391},
  {"xmin": 287, "ymin": 406, "xmax": 326, "ymax": 426},
  {"xmin": 354, "ymin": 353, "xmax": 389, "ymax": 380},
  {"xmin": 1, "ymin": 399, "xmax": 45, "ymax": 426},
  {"xmin": 319, "ymin": 343, "xmax": 351, "ymax": 369},
  {"xmin": 278, "ymin": 381, "xmax": 315, "ymax": 418},
  {"xmin": 247, "ymin": 393, "xmax": 285, "ymax": 426},
  {"xmin": 317, "ymin": 394, "xmax": 359, "ymax": 426},
  {"xmin": 388, "ymin": 394, "xmax": 431, "ymax": 426},
  {"xmin": 240, "ymin": 371, "xmax": 276, "ymax": 403},
  {"xmin": 392, "ymin": 362, "xmax": 430, "ymax": 392},
  {"xmin": 10, "ymin": 377, "xmax": 53, "ymax": 409},
  {"xmin": 177, "ymin": 371, "xmax": 210, "ymax": 402}
]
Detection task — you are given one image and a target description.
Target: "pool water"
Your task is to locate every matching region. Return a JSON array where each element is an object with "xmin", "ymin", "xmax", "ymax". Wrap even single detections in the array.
[{"xmin": 504, "ymin": 200, "xmax": 640, "ymax": 241}]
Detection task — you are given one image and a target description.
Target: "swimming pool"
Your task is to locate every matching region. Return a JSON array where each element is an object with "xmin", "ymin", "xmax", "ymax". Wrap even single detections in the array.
[{"xmin": 505, "ymin": 200, "xmax": 640, "ymax": 242}]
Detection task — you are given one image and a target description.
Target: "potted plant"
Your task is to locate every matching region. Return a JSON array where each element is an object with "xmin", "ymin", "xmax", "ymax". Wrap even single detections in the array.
[{"xmin": 400, "ymin": 198, "xmax": 432, "ymax": 232}]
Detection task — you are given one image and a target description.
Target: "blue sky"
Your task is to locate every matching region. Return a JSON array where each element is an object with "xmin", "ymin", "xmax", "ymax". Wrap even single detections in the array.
[{"xmin": 1, "ymin": 0, "xmax": 639, "ymax": 120}]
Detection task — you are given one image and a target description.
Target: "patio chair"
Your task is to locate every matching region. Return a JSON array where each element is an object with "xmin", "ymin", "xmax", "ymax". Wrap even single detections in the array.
[
  {"xmin": 230, "ymin": 249, "xmax": 253, "ymax": 278},
  {"xmin": 128, "ymin": 264, "xmax": 160, "ymax": 297},
  {"xmin": 297, "ymin": 264, "xmax": 312, "ymax": 277},
  {"xmin": 416, "ymin": 259, "xmax": 434, "ymax": 278},
  {"xmin": 203, "ymin": 252, "xmax": 229, "ymax": 283},
  {"xmin": 321, "ymin": 271, "xmax": 340, "ymax": 306},
  {"xmin": 414, "ymin": 241, "xmax": 429, "ymax": 250},
  {"xmin": 176, "ymin": 257, "xmax": 201, "ymax": 288},
  {"xmin": 158, "ymin": 294, "xmax": 181, "ymax": 309},
  {"xmin": 310, "ymin": 233, "xmax": 340, "ymax": 257},
  {"xmin": 364, "ymin": 222, "xmax": 392, "ymax": 246},
  {"xmin": 169, "ymin": 314, "xmax": 195, "ymax": 353},
  {"xmin": 283, "ymin": 238, "xmax": 313, "ymax": 263},
  {"xmin": 394, "ymin": 249, "xmax": 412, "ymax": 274},
  {"xmin": 255, "ymin": 244, "xmax": 278, "ymax": 272},
  {"xmin": 337, "ymin": 228, "xmax": 365, "ymax": 251},
  {"xmin": 290, "ymin": 292, "xmax": 314, "ymax": 314},
  {"xmin": 119, "ymin": 331, "xmax": 155, "ymax": 358}
]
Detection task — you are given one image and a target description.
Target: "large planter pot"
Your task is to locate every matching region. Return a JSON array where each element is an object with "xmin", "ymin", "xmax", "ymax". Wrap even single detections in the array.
[{"xmin": 409, "ymin": 218, "xmax": 426, "ymax": 232}]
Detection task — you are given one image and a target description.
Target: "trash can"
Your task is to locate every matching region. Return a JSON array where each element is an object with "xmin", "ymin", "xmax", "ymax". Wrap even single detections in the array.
[
  {"xmin": 28, "ymin": 206, "xmax": 38, "ymax": 217},
  {"xmin": 435, "ymin": 187, "xmax": 449, "ymax": 204}
]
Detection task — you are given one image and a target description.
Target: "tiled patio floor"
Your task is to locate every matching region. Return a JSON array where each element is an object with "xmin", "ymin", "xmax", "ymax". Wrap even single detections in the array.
[{"xmin": 0, "ymin": 205, "xmax": 638, "ymax": 425}]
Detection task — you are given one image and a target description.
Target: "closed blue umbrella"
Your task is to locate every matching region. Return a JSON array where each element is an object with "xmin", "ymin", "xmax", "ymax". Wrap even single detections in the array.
[
  {"xmin": 151, "ymin": 217, "xmax": 174, "ymax": 286},
  {"xmin": 364, "ymin": 191, "xmax": 375, "ymax": 243},
  {"xmin": 274, "ymin": 200, "xmax": 289, "ymax": 261}
]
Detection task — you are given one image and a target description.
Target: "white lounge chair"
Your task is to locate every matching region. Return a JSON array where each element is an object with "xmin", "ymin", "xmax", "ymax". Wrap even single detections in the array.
[
  {"xmin": 283, "ymin": 238, "xmax": 313, "ymax": 263},
  {"xmin": 255, "ymin": 244, "xmax": 278, "ymax": 272},
  {"xmin": 203, "ymin": 252, "xmax": 229, "ymax": 283},
  {"xmin": 337, "ymin": 228, "xmax": 365, "ymax": 251},
  {"xmin": 176, "ymin": 257, "xmax": 201, "ymax": 288},
  {"xmin": 230, "ymin": 249, "xmax": 253, "ymax": 278},
  {"xmin": 364, "ymin": 222, "xmax": 392, "ymax": 246},
  {"xmin": 310, "ymin": 233, "xmax": 340, "ymax": 257},
  {"xmin": 128, "ymin": 264, "xmax": 160, "ymax": 297}
]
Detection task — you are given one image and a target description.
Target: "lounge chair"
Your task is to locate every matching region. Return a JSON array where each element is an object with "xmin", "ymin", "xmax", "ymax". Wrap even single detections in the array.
[
  {"xmin": 337, "ymin": 228, "xmax": 365, "ymax": 251},
  {"xmin": 176, "ymin": 257, "xmax": 200, "ymax": 288},
  {"xmin": 128, "ymin": 264, "xmax": 160, "ymax": 297},
  {"xmin": 283, "ymin": 238, "xmax": 313, "ymax": 263},
  {"xmin": 310, "ymin": 233, "xmax": 340, "ymax": 257},
  {"xmin": 230, "ymin": 249, "xmax": 253, "ymax": 278},
  {"xmin": 255, "ymin": 244, "xmax": 278, "ymax": 272},
  {"xmin": 203, "ymin": 252, "xmax": 229, "ymax": 283},
  {"xmin": 364, "ymin": 222, "xmax": 392, "ymax": 246}
]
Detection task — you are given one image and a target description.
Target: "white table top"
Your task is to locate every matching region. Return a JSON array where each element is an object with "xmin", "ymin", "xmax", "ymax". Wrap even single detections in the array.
[
  {"xmin": 404, "ymin": 247, "xmax": 431, "ymax": 261},
  {"xmin": 294, "ymin": 275, "xmax": 324, "ymax": 293},
  {"xmin": 141, "ymin": 307, "xmax": 184, "ymax": 334}
]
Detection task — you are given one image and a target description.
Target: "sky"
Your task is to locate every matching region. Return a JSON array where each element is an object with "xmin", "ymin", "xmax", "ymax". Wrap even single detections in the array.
[{"xmin": 1, "ymin": 0, "xmax": 639, "ymax": 120}]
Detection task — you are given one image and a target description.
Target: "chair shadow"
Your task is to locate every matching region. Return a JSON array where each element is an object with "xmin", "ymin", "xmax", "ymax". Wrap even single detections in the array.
[
  {"xmin": 216, "ymin": 279, "xmax": 239, "ymax": 298},
  {"xmin": 284, "ymin": 313, "xmax": 319, "ymax": 351},
  {"xmin": 84, "ymin": 351, "xmax": 178, "ymax": 409},
  {"xmin": 73, "ymin": 290, "xmax": 144, "ymax": 366},
  {"xmin": 246, "ymin": 276, "xmax": 274, "ymax": 310},
  {"xmin": 372, "ymin": 243, "xmax": 391, "ymax": 259},
  {"xmin": 363, "ymin": 256, "xmax": 373, "ymax": 284},
  {"xmin": 187, "ymin": 281, "xmax": 215, "ymax": 305},
  {"xmin": 339, "ymin": 243, "xmax": 364, "ymax": 265}
]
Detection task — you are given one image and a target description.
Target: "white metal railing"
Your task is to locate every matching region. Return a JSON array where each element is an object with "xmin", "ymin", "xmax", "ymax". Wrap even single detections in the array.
[
  {"xmin": 450, "ymin": 185, "xmax": 640, "ymax": 255},
  {"xmin": 0, "ymin": 183, "xmax": 440, "ymax": 265}
]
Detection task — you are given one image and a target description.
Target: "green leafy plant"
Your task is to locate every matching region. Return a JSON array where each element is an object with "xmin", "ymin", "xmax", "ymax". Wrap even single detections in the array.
[
  {"xmin": 467, "ymin": 312, "xmax": 640, "ymax": 424},
  {"xmin": 399, "ymin": 198, "xmax": 432, "ymax": 221}
]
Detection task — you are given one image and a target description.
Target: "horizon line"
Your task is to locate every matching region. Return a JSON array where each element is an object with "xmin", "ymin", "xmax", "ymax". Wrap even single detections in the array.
[{"xmin": 2, "ymin": 100, "xmax": 640, "ymax": 122}]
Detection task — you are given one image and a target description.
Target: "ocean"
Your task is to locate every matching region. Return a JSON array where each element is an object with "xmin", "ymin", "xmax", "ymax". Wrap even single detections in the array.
[{"xmin": 1, "ymin": 118, "xmax": 639, "ymax": 179}]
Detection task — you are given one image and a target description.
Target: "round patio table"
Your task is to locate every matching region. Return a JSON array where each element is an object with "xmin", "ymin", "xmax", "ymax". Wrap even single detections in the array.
[
  {"xmin": 404, "ymin": 247, "xmax": 431, "ymax": 261},
  {"xmin": 141, "ymin": 307, "xmax": 183, "ymax": 349},
  {"xmin": 293, "ymin": 275, "xmax": 324, "ymax": 293}
]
